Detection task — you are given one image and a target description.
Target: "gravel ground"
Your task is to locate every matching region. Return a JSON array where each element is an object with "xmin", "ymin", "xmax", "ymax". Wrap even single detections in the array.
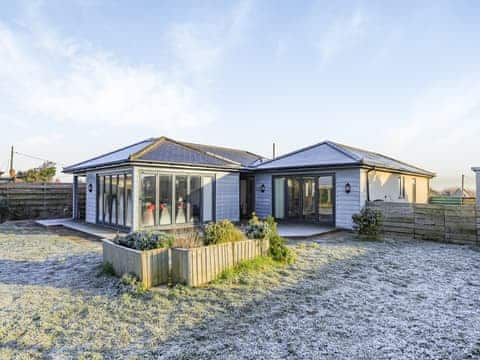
[{"xmin": 1, "ymin": 223, "xmax": 480, "ymax": 359}]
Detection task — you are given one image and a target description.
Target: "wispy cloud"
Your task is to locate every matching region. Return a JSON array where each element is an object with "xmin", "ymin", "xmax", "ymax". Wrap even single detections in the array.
[
  {"xmin": 315, "ymin": 9, "xmax": 368, "ymax": 64},
  {"xmin": 382, "ymin": 77, "xmax": 480, "ymax": 187},
  {"xmin": 0, "ymin": 7, "xmax": 215, "ymax": 134},
  {"xmin": 166, "ymin": 0, "xmax": 253, "ymax": 79}
]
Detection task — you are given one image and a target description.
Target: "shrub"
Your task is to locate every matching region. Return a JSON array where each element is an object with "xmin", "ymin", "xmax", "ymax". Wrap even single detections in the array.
[
  {"xmin": 246, "ymin": 213, "xmax": 294, "ymax": 264},
  {"xmin": 245, "ymin": 213, "xmax": 273, "ymax": 239},
  {"xmin": 203, "ymin": 220, "xmax": 245, "ymax": 245},
  {"xmin": 0, "ymin": 198, "xmax": 8, "ymax": 223},
  {"xmin": 172, "ymin": 230, "xmax": 204, "ymax": 248},
  {"xmin": 352, "ymin": 207, "xmax": 383, "ymax": 238},
  {"xmin": 269, "ymin": 234, "xmax": 295, "ymax": 264},
  {"xmin": 120, "ymin": 273, "xmax": 148, "ymax": 294},
  {"xmin": 99, "ymin": 262, "xmax": 116, "ymax": 277},
  {"xmin": 113, "ymin": 230, "xmax": 174, "ymax": 251}
]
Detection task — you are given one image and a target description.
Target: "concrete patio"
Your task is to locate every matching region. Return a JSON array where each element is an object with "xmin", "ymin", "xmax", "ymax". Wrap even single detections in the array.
[
  {"xmin": 277, "ymin": 223, "xmax": 336, "ymax": 239},
  {"xmin": 36, "ymin": 218, "xmax": 336, "ymax": 241},
  {"xmin": 35, "ymin": 219, "xmax": 125, "ymax": 240}
]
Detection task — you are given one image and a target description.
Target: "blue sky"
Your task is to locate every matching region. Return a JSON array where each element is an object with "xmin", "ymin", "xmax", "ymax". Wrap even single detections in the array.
[{"xmin": 0, "ymin": 0, "xmax": 479, "ymax": 189}]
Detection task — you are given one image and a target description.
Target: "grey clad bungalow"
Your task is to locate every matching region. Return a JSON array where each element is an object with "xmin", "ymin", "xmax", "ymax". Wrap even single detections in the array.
[{"xmin": 64, "ymin": 137, "xmax": 434, "ymax": 232}]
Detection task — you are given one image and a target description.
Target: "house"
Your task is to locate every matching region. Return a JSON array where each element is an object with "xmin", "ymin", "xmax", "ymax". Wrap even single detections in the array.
[
  {"xmin": 440, "ymin": 187, "xmax": 475, "ymax": 198},
  {"xmin": 63, "ymin": 137, "xmax": 434, "ymax": 231}
]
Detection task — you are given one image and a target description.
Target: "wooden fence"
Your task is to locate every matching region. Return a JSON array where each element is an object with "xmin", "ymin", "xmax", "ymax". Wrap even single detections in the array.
[
  {"xmin": 367, "ymin": 202, "xmax": 480, "ymax": 245},
  {"xmin": 429, "ymin": 196, "xmax": 476, "ymax": 206},
  {"xmin": 0, "ymin": 183, "xmax": 85, "ymax": 222}
]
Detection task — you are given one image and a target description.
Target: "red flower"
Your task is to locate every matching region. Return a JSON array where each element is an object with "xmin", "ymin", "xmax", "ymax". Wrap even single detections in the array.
[{"xmin": 146, "ymin": 203, "xmax": 155, "ymax": 211}]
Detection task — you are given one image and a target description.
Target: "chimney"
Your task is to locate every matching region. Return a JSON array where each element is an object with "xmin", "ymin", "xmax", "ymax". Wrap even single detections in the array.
[{"xmin": 272, "ymin": 142, "xmax": 276, "ymax": 159}]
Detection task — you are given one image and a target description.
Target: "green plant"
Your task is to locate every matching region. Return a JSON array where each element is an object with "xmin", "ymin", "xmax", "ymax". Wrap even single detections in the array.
[
  {"xmin": 215, "ymin": 256, "xmax": 278, "ymax": 284},
  {"xmin": 245, "ymin": 213, "xmax": 272, "ymax": 239},
  {"xmin": 120, "ymin": 273, "xmax": 148, "ymax": 295},
  {"xmin": 99, "ymin": 262, "xmax": 116, "ymax": 277},
  {"xmin": 17, "ymin": 161, "xmax": 56, "ymax": 182},
  {"xmin": 246, "ymin": 213, "xmax": 294, "ymax": 264},
  {"xmin": 203, "ymin": 220, "xmax": 245, "ymax": 245},
  {"xmin": 352, "ymin": 207, "xmax": 383, "ymax": 238},
  {"xmin": 0, "ymin": 197, "xmax": 8, "ymax": 223},
  {"xmin": 269, "ymin": 234, "xmax": 295, "ymax": 264},
  {"xmin": 113, "ymin": 230, "xmax": 175, "ymax": 250},
  {"xmin": 172, "ymin": 230, "xmax": 204, "ymax": 248}
]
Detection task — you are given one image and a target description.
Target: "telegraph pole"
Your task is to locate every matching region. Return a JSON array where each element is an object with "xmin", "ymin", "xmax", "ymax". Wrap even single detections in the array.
[{"xmin": 9, "ymin": 146, "xmax": 15, "ymax": 178}]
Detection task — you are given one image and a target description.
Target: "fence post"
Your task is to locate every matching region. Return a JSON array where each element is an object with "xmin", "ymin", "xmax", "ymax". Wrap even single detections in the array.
[{"xmin": 472, "ymin": 168, "xmax": 480, "ymax": 243}]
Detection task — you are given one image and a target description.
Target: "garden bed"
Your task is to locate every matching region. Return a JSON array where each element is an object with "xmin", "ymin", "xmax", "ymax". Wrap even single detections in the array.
[
  {"xmin": 103, "ymin": 237, "xmax": 270, "ymax": 288},
  {"xmin": 103, "ymin": 216, "xmax": 290, "ymax": 288},
  {"xmin": 171, "ymin": 238, "xmax": 269, "ymax": 286},
  {"xmin": 103, "ymin": 239, "xmax": 169, "ymax": 288}
]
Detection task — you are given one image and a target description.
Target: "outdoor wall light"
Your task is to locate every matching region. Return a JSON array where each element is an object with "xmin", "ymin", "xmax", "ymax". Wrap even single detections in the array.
[
  {"xmin": 345, "ymin": 183, "xmax": 351, "ymax": 194},
  {"xmin": 260, "ymin": 184, "xmax": 266, "ymax": 193},
  {"xmin": 88, "ymin": 184, "xmax": 93, "ymax": 193}
]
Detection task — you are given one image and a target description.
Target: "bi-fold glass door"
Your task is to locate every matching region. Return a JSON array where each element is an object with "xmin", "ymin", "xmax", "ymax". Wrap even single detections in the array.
[
  {"xmin": 273, "ymin": 174, "xmax": 335, "ymax": 226},
  {"xmin": 97, "ymin": 173, "xmax": 133, "ymax": 229}
]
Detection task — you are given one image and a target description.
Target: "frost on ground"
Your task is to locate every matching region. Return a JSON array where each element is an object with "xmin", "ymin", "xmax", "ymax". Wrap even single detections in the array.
[{"xmin": 1, "ymin": 223, "xmax": 480, "ymax": 359}]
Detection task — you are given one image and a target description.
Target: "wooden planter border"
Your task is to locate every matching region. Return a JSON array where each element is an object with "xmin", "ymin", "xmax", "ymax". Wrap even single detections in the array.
[
  {"xmin": 103, "ymin": 238, "xmax": 270, "ymax": 289},
  {"xmin": 171, "ymin": 238, "xmax": 270, "ymax": 287},
  {"xmin": 102, "ymin": 239, "xmax": 169, "ymax": 288}
]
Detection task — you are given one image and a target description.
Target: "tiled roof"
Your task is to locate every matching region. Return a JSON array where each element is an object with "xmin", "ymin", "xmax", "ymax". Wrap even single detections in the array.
[
  {"xmin": 63, "ymin": 139, "xmax": 155, "ymax": 172},
  {"xmin": 64, "ymin": 137, "xmax": 434, "ymax": 177},
  {"xmin": 63, "ymin": 137, "xmax": 248, "ymax": 172},
  {"xmin": 255, "ymin": 140, "xmax": 435, "ymax": 177},
  {"xmin": 180, "ymin": 142, "xmax": 266, "ymax": 167},
  {"xmin": 137, "ymin": 139, "xmax": 234, "ymax": 167},
  {"xmin": 329, "ymin": 141, "xmax": 435, "ymax": 176}
]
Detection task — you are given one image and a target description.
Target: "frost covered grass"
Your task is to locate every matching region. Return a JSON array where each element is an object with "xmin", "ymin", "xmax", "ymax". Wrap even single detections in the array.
[
  {"xmin": 1, "ymin": 223, "xmax": 480, "ymax": 358},
  {"xmin": 214, "ymin": 256, "xmax": 281, "ymax": 285}
]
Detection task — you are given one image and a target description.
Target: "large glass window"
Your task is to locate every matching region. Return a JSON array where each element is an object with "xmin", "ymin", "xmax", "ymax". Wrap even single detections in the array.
[
  {"xmin": 302, "ymin": 177, "xmax": 316, "ymax": 220},
  {"xmin": 287, "ymin": 178, "xmax": 301, "ymax": 218},
  {"xmin": 274, "ymin": 174, "xmax": 335, "ymax": 225},
  {"xmin": 117, "ymin": 175, "xmax": 125, "ymax": 226},
  {"xmin": 140, "ymin": 175, "xmax": 156, "ymax": 227},
  {"xmin": 159, "ymin": 175, "xmax": 172, "ymax": 225},
  {"xmin": 97, "ymin": 176, "xmax": 104, "ymax": 223},
  {"xmin": 97, "ymin": 173, "xmax": 132, "ymax": 228},
  {"xmin": 104, "ymin": 176, "xmax": 110, "ymax": 223},
  {"xmin": 190, "ymin": 176, "xmax": 201, "ymax": 223},
  {"xmin": 202, "ymin": 176, "xmax": 213, "ymax": 222},
  {"xmin": 125, "ymin": 174, "xmax": 132, "ymax": 227},
  {"xmin": 274, "ymin": 177, "xmax": 285, "ymax": 219},
  {"xmin": 111, "ymin": 175, "xmax": 117, "ymax": 225},
  {"xmin": 318, "ymin": 176, "xmax": 333, "ymax": 224},
  {"xmin": 175, "ymin": 176, "xmax": 188, "ymax": 224}
]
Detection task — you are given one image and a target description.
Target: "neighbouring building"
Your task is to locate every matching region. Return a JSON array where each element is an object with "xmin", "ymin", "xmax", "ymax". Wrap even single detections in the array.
[{"xmin": 63, "ymin": 137, "xmax": 435, "ymax": 231}]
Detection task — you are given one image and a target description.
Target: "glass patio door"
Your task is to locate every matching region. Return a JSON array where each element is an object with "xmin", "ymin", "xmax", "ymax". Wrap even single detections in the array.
[
  {"xmin": 318, "ymin": 175, "xmax": 334, "ymax": 225},
  {"xmin": 287, "ymin": 177, "xmax": 301, "ymax": 218},
  {"xmin": 302, "ymin": 177, "xmax": 316, "ymax": 221}
]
